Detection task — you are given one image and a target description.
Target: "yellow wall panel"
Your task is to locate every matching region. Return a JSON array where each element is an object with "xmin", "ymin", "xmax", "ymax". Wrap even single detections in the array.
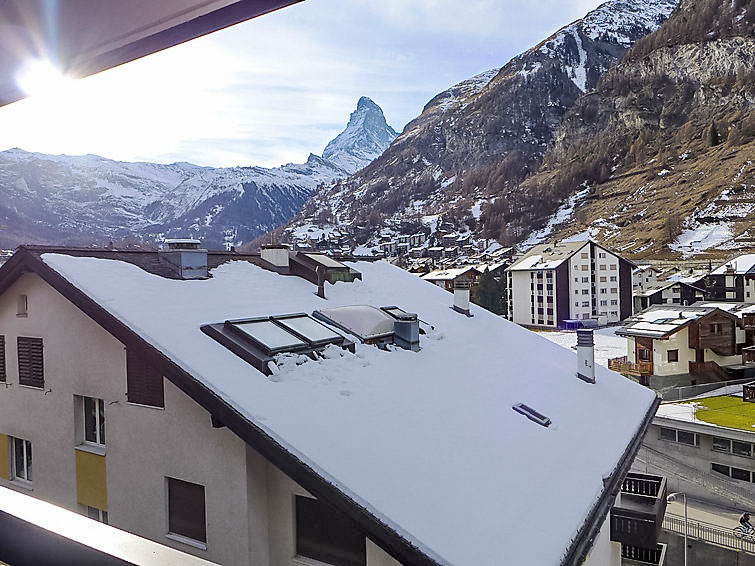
[
  {"xmin": 76, "ymin": 450, "xmax": 107, "ymax": 510},
  {"xmin": 0, "ymin": 434, "xmax": 8, "ymax": 480}
]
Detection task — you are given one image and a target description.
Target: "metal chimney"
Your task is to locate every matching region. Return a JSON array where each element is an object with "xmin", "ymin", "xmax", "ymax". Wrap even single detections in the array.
[
  {"xmin": 576, "ymin": 329, "xmax": 595, "ymax": 383},
  {"xmin": 159, "ymin": 238, "xmax": 207, "ymax": 279},
  {"xmin": 393, "ymin": 313, "xmax": 420, "ymax": 351},
  {"xmin": 452, "ymin": 276, "xmax": 472, "ymax": 317}
]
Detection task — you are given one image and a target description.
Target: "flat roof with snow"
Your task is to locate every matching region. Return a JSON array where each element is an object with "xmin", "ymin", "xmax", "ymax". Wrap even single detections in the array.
[{"xmin": 34, "ymin": 253, "xmax": 656, "ymax": 566}]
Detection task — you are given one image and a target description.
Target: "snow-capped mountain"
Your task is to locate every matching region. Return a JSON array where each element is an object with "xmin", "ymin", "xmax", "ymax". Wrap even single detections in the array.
[
  {"xmin": 0, "ymin": 97, "xmax": 397, "ymax": 249},
  {"xmin": 322, "ymin": 96, "xmax": 398, "ymax": 174},
  {"xmin": 284, "ymin": 0, "xmax": 677, "ymax": 250}
]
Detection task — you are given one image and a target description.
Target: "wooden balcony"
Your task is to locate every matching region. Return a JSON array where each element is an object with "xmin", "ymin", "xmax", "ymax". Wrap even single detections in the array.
[
  {"xmin": 611, "ymin": 473, "xmax": 667, "ymax": 549},
  {"xmin": 608, "ymin": 356, "xmax": 653, "ymax": 376}
]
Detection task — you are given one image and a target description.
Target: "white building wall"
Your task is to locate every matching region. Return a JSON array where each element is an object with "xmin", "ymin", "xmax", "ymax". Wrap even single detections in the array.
[
  {"xmin": 569, "ymin": 243, "xmax": 593, "ymax": 321},
  {"xmin": 595, "ymin": 248, "xmax": 621, "ymax": 324},
  {"xmin": 508, "ymin": 270, "xmax": 534, "ymax": 325},
  {"xmin": 582, "ymin": 514, "xmax": 621, "ymax": 566},
  {"xmin": 651, "ymin": 327, "xmax": 696, "ymax": 376},
  {"xmin": 0, "ymin": 272, "xmax": 252, "ymax": 565}
]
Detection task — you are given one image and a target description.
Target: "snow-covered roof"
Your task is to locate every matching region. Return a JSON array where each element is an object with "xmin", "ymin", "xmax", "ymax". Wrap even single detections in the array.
[
  {"xmin": 507, "ymin": 241, "xmax": 589, "ymax": 271},
  {"xmin": 39, "ymin": 253, "xmax": 656, "ymax": 566},
  {"xmin": 711, "ymin": 254, "xmax": 755, "ymax": 275},
  {"xmin": 617, "ymin": 304, "xmax": 742, "ymax": 338},
  {"xmin": 420, "ymin": 267, "xmax": 479, "ymax": 281}
]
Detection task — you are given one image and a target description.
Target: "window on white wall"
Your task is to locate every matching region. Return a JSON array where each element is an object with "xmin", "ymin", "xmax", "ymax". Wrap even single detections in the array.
[
  {"xmin": 295, "ymin": 495, "xmax": 366, "ymax": 566},
  {"xmin": 16, "ymin": 294, "xmax": 28, "ymax": 317},
  {"xmin": 83, "ymin": 397, "xmax": 106, "ymax": 446},
  {"xmin": 11, "ymin": 437, "xmax": 32, "ymax": 483}
]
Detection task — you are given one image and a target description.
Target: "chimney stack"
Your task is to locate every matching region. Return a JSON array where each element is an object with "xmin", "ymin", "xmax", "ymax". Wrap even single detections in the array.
[
  {"xmin": 159, "ymin": 238, "xmax": 207, "ymax": 279},
  {"xmin": 576, "ymin": 329, "xmax": 595, "ymax": 383},
  {"xmin": 260, "ymin": 243, "xmax": 290, "ymax": 273},
  {"xmin": 393, "ymin": 313, "xmax": 420, "ymax": 351},
  {"xmin": 452, "ymin": 276, "xmax": 473, "ymax": 317}
]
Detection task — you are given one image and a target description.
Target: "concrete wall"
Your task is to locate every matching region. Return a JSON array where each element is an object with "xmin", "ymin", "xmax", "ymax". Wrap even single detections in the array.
[
  {"xmin": 508, "ymin": 270, "xmax": 533, "ymax": 325},
  {"xmin": 660, "ymin": 531, "xmax": 755, "ymax": 566}
]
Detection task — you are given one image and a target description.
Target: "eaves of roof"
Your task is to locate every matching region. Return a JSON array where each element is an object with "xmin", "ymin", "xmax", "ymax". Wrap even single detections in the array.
[{"xmin": 0, "ymin": 247, "xmax": 437, "ymax": 566}]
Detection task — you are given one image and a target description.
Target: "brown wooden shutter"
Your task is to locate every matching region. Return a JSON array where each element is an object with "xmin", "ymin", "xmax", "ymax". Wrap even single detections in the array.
[
  {"xmin": 17, "ymin": 337, "xmax": 44, "ymax": 388},
  {"xmin": 0, "ymin": 335, "xmax": 6, "ymax": 382},
  {"xmin": 126, "ymin": 349, "xmax": 164, "ymax": 407}
]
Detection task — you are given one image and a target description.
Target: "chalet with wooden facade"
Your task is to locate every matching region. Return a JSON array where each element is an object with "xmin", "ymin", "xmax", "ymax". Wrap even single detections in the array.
[{"xmin": 613, "ymin": 303, "xmax": 755, "ymax": 382}]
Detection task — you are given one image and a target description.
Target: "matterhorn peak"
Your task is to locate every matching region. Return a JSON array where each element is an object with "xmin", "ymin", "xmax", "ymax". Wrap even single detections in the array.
[{"xmin": 321, "ymin": 97, "xmax": 398, "ymax": 175}]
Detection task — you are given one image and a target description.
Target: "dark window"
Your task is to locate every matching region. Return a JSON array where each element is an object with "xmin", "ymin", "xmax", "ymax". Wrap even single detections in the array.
[
  {"xmin": 677, "ymin": 431, "xmax": 697, "ymax": 446},
  {"xmin": 17, "ymin": 337, "xmax": 44, "ymax": 388},
  {"xmin": 710, "ymin": 323, "xmax": 723, "ymax": 334},
  {"xmin": 126, "ymin": 350, "xmax": 164, "ymax": 408},
  {"xmin": 638, "ymin": 349, "xmax": 650, "ymax": 362},
  {"xmin": 0, "ymin": 335, "xmax": 5, "ymax": 382},
  {"xmin": 667, "ymin": 350, "xmax": 679, "ymax": 363},
  {"xmin": 167, "ymin": 478, "xmax": 206, "ymax": 543},
  {"xmin": 712, "ymin": 437, "xmax": 731, "ymax": 453},
  {"xmin": 12, "ymin": 437, "xmax": 32, "ymax": 482},
  {"xmin": 731, "ymin": 467, "xmax": 751, "ymax": 482},
  {"xmin": 295, "ymin": 495, "xmax": 365, "ymax": 566},
  {"xmin": 660, "ymin": 428, "xmax": 676, "ymax": 441},
  {"xmin": 712, "ymin": 463, "xmax": 730, "ymax": 477},
  {"xmin": 733, "ymin": 441, "xmax": 751, "ymax": 458}
]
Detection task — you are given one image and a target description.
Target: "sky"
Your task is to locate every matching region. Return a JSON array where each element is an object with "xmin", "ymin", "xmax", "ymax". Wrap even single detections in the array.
[{"xmin": 0, "ymin": 0, "xmax": 604, "ymax": 168}]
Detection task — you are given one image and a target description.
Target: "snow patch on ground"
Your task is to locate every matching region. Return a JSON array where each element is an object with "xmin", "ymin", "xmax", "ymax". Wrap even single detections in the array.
[
  {"xmin": 670, "ymin": 223, "xmax": 734, "ymax": 257},
  {"xmin": 520, "ymin": 188, "xmax": 590, "ymax": 249}
]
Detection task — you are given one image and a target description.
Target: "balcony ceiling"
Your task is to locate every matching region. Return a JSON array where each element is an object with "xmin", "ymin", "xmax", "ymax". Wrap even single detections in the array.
[{"xmin": 0, "ymin": 0, "xmax": 301, "ymax": 107}]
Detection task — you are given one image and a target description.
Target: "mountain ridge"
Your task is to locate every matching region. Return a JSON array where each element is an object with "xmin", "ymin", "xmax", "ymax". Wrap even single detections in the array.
[{"xmin": 0, "ymin": 96, "xmax": 397, "ymax": 249}]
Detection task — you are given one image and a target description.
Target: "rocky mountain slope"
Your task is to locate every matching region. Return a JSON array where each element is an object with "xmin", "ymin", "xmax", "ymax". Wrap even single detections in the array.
[
  {"xmin": 0, "ymin": 97, "xmax": 397, "ymax": 249},
  {"xmin": 283, "ymin": 0, "xmax": 677, "ymax": 248},
  {"xmin": 507, "ymin": 0, "xmax": 755, "ymax": 259}
]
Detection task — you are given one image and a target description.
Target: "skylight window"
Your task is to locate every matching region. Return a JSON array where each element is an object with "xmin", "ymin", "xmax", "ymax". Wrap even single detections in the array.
[
  {"xmin": 512, "ymin": 403, "xmax": 552, "ymax": 428},
  {"xmin": 314, "ymin": 306, "xmax": 395, "ymax": 342},
  {"xmin": 231, "ymin": 319, "xmax": 308, "ymax": 353},
  {"xmin": 274, "ymin": 314, "xmax": 344, "ymax": 346},
  {"xmin": 201, "ymin": 313, "xmax": 352, "ymax": 376}
]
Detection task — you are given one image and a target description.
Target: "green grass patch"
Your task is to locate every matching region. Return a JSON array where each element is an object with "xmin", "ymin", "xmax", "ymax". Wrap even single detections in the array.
[{"xmin": 683, "ymin": 395, "xmax": 755, "ymax": 431}]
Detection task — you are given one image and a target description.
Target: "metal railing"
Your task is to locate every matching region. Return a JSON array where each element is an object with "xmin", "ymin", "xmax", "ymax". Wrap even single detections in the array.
[
  {"xmin": 622, "ymin": 543, "xmax": 667, "ymax": 565},
  {"xmin": 664, "ymin": 513, "xmax": 755, "ymax": 554}
]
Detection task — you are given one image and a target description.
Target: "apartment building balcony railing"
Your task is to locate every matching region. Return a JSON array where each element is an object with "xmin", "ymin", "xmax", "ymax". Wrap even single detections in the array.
[
  {"xmin": 611, "ymin": 473, "xmax": 667, "ymax": 548},
  {"xmin": 622, "ymin": 543, "xmax": 667, "ymax": 565},
  {"xmin": 608, "ymin": 356, "xmax": 653, "ymax": 376}
]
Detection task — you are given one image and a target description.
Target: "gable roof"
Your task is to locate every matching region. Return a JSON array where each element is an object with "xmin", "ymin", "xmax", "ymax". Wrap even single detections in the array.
[
  {"xmin": 420, "ymin": 266, "xmax": 480, "ymax": 281},
  {"xmin": 617, "ymin": 305, "xmax": 738, "ymax": 339},
  {"xmin": 507, "ymin": 241, "xmax": 588, "ymax": 271},
  {"xmin": 711, "ymin": 254, "xmax": 755, "ymax": 275},
  {"xmin": 632, "ymin": 281, "xmax": 706, "ymax": 298},
  {"xmin": 0, "ymin": 247, "xmax": 659, "ymax": 566}
]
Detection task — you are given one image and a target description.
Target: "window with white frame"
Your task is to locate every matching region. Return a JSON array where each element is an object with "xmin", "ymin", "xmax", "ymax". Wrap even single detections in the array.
[
  {"xmin": 598, "ymin": 252, "xmax": 606, "ymax": 258},
  {"xmin": 16, "ymin": 294, "xmax": 28, "ymax": 317},
  {"xmin": 582, "ymin": 277, "xmax": 589, "ymax": 283},
  {"xmin": 83, "ymin": 397, "xmax": 106, "ymax": 446},
  {"xmin": 660, "ymin": 427, "xmax": 698, "ymax": 446},
  {"xmin": 11, "ymin": 437, "xmax": 32, "ymax": 483},
  {"xmin": 610, "ymin": 276, "xmax": 617, "ymax": 282}
]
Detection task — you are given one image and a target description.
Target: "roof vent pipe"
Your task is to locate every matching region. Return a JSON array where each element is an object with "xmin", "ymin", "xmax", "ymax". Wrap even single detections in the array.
[
  {"xmin": 316, "ymin": 266, "xmax": 326, "ymax": 299},
  {"xmin": 452, "ymin": 277, "xmax": 473, "ymax": 317},
  {"xmin": 576, "ymin": 329, "xmax": 595, "ymax": 383},
  {"xmin": 393, "ymin": 313, "xmax": 420, "ymax": 351}
]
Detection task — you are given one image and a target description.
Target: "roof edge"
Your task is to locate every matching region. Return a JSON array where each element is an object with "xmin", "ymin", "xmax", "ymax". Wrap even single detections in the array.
[
  {"xmin": 560, "ymin": 394, "xmax": 661, "ymax": 566},
  {"xmin": 0, "ymin": 249, "xmax": 440, "ymax": 566}
]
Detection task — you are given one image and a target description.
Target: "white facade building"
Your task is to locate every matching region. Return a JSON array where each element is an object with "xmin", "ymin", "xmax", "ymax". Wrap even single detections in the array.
[{"xmin": 506, "ymin": 241, "xmax": 633, "ymax": 328}]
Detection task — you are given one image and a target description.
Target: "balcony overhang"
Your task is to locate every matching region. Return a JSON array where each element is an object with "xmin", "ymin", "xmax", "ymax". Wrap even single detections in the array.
[
  {"xmin": 611, "ymin": 473, "xmax": 668, "ymax": 548},
  {"xmin": 0, "ymin": 0, "xmax": 302, "ymax": 107}
]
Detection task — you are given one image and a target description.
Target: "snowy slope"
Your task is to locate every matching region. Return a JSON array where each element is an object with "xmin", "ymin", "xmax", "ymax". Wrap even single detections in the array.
[
  {"xmin": 284, "ymin": 0, "xmax": 678, "ymax": 252},
  {"xmin": 0, "ymin": 98, "xmax": 397, "ymax": 249}
]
